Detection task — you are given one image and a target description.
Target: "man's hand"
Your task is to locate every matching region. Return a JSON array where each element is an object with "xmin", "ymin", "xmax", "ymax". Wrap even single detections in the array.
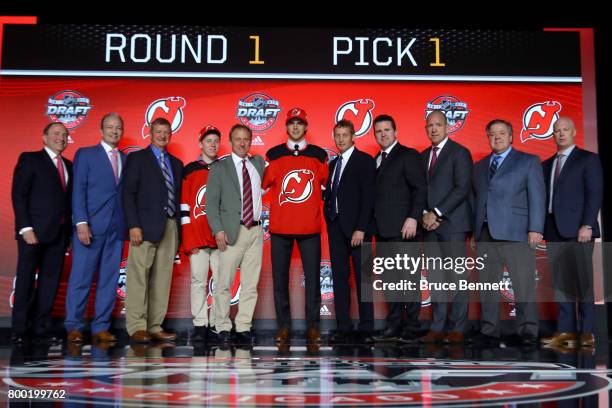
[
  {"xmin": 528, "ymin": 231, "xmax": 543, "ymax": 248},
  {"xmin": 22, "ymin": 230, "xmax": 38, "ymax": 245},
  {"xmin": 129, "ymin": 227, "xmax": 143, "ymax": 247},
  {"xmin": 401, "ymin": 218, "xmax": 417, "ymax": 240},
  {"xmin": 351, "ymin": 230, "xmax": 365, "ymax": 247},
  {"xmin": 422, "ymin": 211, "xmax": 437, "ymax": 231},
  {"xmin": 190, "ymin": 248, "xmax": 201, "ymax": 255},
  {"xmin": 577, "ymin": 226, "xmax": 593, "ymax": 243},
  {"xmin": 215, "ymin": 231, "xmax": 229, "ymax": 252},
  {"xmin": 76, "ymin": 223, "xmax": 92, "ymax": 245}
]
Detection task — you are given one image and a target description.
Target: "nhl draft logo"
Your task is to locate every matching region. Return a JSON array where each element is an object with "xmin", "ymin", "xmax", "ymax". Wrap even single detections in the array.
[
  {"xmin": 141, "ymin": 96, "xmax": 186, "ymax": 139},
  {"xmin": 207, "ymin": 269, "xmax": 241, "ymax": 308},
  {"xmin": 46, "ymin": 90, "xmax": 93, "ymax": 138},
  {"xmin": 335, "ymin": 99, "xmax": 375, "ymax": 137},
  {"xmin": 500, "ymin": 268, "xmax": 540, "ymax": 303},
  {"xmin": 193, "ymin": 185, "xmax": 207, "ymax": 219},
  {"xmin": 320, "ymin": 260, "xmax": 334, "ymax": 302},
  {"xmin": 261, "ymin": 204, "xmax": 271, "ymax": 241},
  {"xmin": 279, "ymin": 169, "xmax": 314, "ymax": 206},
  {"xmin": 236, "ymin": 92, "xmax": 281, "ymax": 132},
  {"xmin": 425, "ymin": 95, "xmax": 470, "ymax": 134},
  {"xmin": 420, "ymin": 269, "xmax": 431, "ymax": 307},
  {"xmin": 116, "ymin": 258, "xmax": 127, "ymax": 300},
  {"xmin": 520, "ymin": 101, "xmax": 562, "ymax": 142}
]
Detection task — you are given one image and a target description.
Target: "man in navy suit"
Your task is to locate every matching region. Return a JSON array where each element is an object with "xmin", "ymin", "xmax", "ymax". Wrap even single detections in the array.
[
  {"xmin": 419, "ymin": 110, "xmax": 473, "ymax": 344},
  {"xmin": 540, "ymin": 117, "xmax": 603, "ymax": 348},
  {"xmin": 123, "ymin": 117, "xmax": 183, "ymax": 343},
  {"xmin": 324, "ymin": 119, "xmax": 376, "ymax": 344},
  {"xmin": 11, "ymin": 122, "xmax": 72, "ymax": 343},
  {"xmin": 65, "ymin": 113, "xmax": 127, "ymax": 344},
  {"xmin": 472, "ymin": 119, "xmax": 546, "ymax": 346}
]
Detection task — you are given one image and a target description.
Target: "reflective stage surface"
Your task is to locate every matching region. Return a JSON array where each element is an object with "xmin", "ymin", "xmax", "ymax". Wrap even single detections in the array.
[{"xmin": 1, "ymin": 331, "xmax": 611, "ymax": 407}]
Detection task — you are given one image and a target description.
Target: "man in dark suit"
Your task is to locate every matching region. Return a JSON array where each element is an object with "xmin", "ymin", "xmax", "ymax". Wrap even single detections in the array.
[
  {"xmin": 11, "ymin": 122, "xmax": 73, "ymax": 343},
  {"xmin": 472, "ymin": 119, "xmax": 546, "ymax": 346},
  {"xmin": 324, "ymin": 119, "xmax": 376, "ymax": 344},
  {"xmin": 540, "ymin": 117, "xmax": 603, "ymax": 348},
  {"xmin": 419, "ymin": 110, "xmax": 473, "ymax": 344},
  {"xmin": 123, "ymin": 117, "xmax": 183, "ymax": 343},
  {"xmin": 371, "ymin": 114, "xmax": 427, "ymax": 343},
  {"xmin": 65, "ymin": 113, "xmax": 127, "ymax": 344}
]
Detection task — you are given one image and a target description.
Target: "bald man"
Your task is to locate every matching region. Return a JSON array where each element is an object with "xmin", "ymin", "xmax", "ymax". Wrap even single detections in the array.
[{"xmin": 540, "ymin": 117, "xmax": 603, "ymax": 349}]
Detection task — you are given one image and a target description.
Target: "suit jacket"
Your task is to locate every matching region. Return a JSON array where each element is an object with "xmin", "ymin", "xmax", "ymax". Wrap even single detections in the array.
[
  {"xmin": 473, "ymin": 148, "xmax": 546, "ymax": 242},
  {"xmin": 12, "ymin": 149, "xmax": 73, "ymax": 243},
  {"xmin": 372, "ymin": 143, "xmax": 427, "ymax": 238},
  {"xmin": 206, "ymin": 154, "xmax": 266, "ymax": 245},
  {"xmin": 421, "ymin": 139, "xmax": 473, "ymax": 236},
  {"xmin": 543, "ymin": 147, "xmax": 603, "ymax": 239},
  {"xmin": 72, "ymin": 144, "xmax": 127, "ymax": 239},
  {"xmin": 122, "ymin": 146, "xmax": 183, "ymax": 243},
  {"xmin": 323, "ymin": 147, "xmax": 376, "ymax": 237}
]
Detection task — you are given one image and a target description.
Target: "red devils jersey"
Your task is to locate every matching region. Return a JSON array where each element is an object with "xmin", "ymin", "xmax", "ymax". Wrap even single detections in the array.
[
  {"xmin": 263, "ymin": 144, "xmax": 329, "ymax": 235},
  {"xmin": 180, "ymin": 160, "xmax": 217, "ymax": 253}
]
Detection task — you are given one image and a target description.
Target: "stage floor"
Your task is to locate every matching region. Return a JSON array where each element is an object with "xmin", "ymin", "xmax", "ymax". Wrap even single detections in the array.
[{"xmin": 1, "ymin": 331, "xmax": 611, "ymax": 407}]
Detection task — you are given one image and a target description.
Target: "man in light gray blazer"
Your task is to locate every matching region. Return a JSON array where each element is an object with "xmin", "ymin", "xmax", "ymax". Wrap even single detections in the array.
[
  {"xmin": 206, "ymin": 124, "xmax": 265, "ymax": 345},
  {"xmin": 472, "ymin": 119, "xmax": 546, "ymax": 347}
]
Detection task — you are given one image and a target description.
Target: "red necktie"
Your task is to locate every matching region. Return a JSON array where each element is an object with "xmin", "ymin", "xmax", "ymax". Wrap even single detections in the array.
[
  {"xmin": 242, "ymin": 159, "xmax": 254, "ymax": 227},
  {"xmin": 428, "ymin": 146, "xmax": 439, "ymax": 178},
  {"xmin": 56, "ymin": 156, "xmax": 66, "ymax": 191}
]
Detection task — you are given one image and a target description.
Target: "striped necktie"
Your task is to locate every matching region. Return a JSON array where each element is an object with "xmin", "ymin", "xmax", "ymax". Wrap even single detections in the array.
[
  {"xmin": 242, "ymin": 159, "xmax": 254, "ymax": 227},
  {"xmin": 159, "ymin": 152, "xmax": 175, "ymax": 218}
]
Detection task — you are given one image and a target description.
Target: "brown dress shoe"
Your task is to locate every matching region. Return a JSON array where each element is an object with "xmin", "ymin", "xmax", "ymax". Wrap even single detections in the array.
[
  {"xmin": 444, "ymin": 331, "xmax": 464, "ymax": 344},
  {"xmin": 150, "ymin": 331, "xmax": 177, "ymax": 341},
  {"xmin": 541, "ymin": 332, "xmax": 577, "ymax": 348},
  {"xmin": 274, "ymin": 327, "xmax": 290, "ymax": 343},
  {"xmin": 307, "ymin": 328, "xmax": 322, "ymax": 344},
  {"xmin": 580, "ymin": 333, "xmax": 595, "ymax": 347},
  {"xmin": 130, "ymin": 330, "xmax": 152, "ymax": 343},
  {"xmin": 67, "ymin": 330, "xmax": 84, "ymax": 343},
  {"xmin": 419, "ymin": 330, "xmax": 445, "ymax": 343},
  {"xmin": 92, "ymin": 331, "xmax": 117, "ymax": 343}
]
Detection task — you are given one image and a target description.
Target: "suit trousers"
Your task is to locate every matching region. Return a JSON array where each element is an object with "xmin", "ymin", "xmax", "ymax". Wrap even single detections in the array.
[
  {"xmin": 423, "ymin": 230, "xmax": 469, "ymax": 333},
  {"xmin": 125, "ymin": 218, "xmax": 178, "ymax": 336},
  {"xmin": 214, "ymin": 225, "xmax": 262, "ymax": 332},
  {"xmin": 327, "ymin": 219, "xmax": 374, "ymax": 332},
  {"xmin": 545, "ymin": 214, "xmax": 594, "ymax": 333},
  {"xmin": 12, "ymin": 229, "xmax": 68, "ymax": 335},
  {"xmin": 376, "ymin": 234, "xmax": 421, "ymax": 333},
  {"xmin": 478, "ymin": 225, "xmax": 538, "ymax": 338},
  {"xmin": 65, "ymin": 227, "xmax": 123, "ymax": 334},
  {"xmin": 271, "ymin": 233, "xmax": 321, "ymax": 330},
  {"xmin": 189, "ymin": 247, "xmax": 219, "ymax": 328}
]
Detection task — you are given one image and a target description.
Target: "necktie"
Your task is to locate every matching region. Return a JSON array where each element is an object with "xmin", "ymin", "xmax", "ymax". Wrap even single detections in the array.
[
  {"xmin": 110, "ymin": 149, "xmax": 119, "ymax": 184},
  {"xmin": 428, "ymin": 146, "xmax": 439, "ymax": 178},
  {"xmin": 56, "ymin": 155, "xmax": 66, "ymax": 191},
  {"xmin": 329, "ymin": 155, "xmax": 343, "ymax": 220},
  {"xmin": 554, "ymin": 153, "xmax": 564, "ymax": 184},
  {"xmin": 242, "ymin": 159, "xmax": 254, "ymax": 227},
  {"xmin": 489, "ymin": 155, "xmax": 500, "ymax": 181},
  {"xmin": 159, "ymin": 153, "xmax": 175, "ymax": 218},
  {"xmin": 380, "ymin": 151, "xmax": 388, "ymax": 167}
]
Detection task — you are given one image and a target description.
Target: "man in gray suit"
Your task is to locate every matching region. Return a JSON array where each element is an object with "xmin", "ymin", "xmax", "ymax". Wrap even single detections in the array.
[
  {"xmin": 420, "ymin": 110, "xmax": 473, "ymax": 344},
  {"xmin": 472, "ymin": 119, "xmax": 546, "ymax": 347},
  {"xmin": 206, "ymin": 124, "xmax": 265, "ymax": 345}
]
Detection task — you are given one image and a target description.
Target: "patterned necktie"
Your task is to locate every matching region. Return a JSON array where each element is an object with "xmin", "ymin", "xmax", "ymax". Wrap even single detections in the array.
[
  {"xmin": 56, "ymin": 155, "xmax": 66, "ymax": 191},
  {"xmin": 428, "ymin": 146, "xmax": 439, "ymax": 178},
  {"xmin": 554, "ymin": 153, "xmax": 564, "ymax": 184},
  {"xmin": 110, "ymin": 149, "xmax": 119, "ymax": 184},
  {"xmin": 489, "ymin": 155, "xmax": 500, "ymax": 181},
  {"xmin": 329, "ymin": 155, "xmax": 343, "ymax": 220},
  {"xmin": 242, "ymin": 159, "xmax": 254, "ymax": 227},
  {"xmin": 159, "ymin": 152, "xmax": 175, "ymax": 218}
]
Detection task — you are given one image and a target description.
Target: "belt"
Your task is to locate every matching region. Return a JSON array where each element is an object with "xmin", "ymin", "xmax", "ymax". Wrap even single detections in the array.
[{"xmin": 241, "ymin": 220, "xmax": 262, "ymax": 227}]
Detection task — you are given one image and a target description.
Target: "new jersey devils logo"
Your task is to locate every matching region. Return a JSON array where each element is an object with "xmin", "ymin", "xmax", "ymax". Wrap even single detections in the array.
[
  {"xmin": 141, "ymin": 96, "xmax": 187, "ymax": 138},
  {"xmin": 194, "ymin": 185, "xmax": 206, "ymax": 219},
  {"xmin": 520, "ymin": 101, "xmax": 562, "ymax": 142},
  {"xmin": 335, "ymin": 99, "xmax": 375, "ymax": 137},
  {"xmin": 279, "ymin": 169, "xmax": 314, "ymax": 206}
]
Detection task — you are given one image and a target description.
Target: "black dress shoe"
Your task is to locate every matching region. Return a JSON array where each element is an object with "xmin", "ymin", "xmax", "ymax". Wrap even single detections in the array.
[
  {"xmin": 11, "ymin": 332, "xmax": 25, "ymax": 345},
  {"xmin": 235, "ymin": 331, "xmax": 253, "ymax": 345},
  {"xmin": 373, "ymin": 327, "xmax": 402, "ymax": 342},
  {"xmin": 330, "ymin": 331, "xmax": 352, "ymax": 344},
  {"xmin": 521, "ymin": 333, "xmax": 538, "ymax": 347},
  {"xmin": 218, "ymin": 331, "xmax": 231, "ymax": 343},
  {"xmin": 470, "ymin": 332, "xmax": 500, "ymax": 346},
  {"xmin": 192, "ymin": 326, "xmax": 208, "ymax": 343},
  {"xmin": 359, "ymin": 331, "xmax": 376, "ymax": 344}
]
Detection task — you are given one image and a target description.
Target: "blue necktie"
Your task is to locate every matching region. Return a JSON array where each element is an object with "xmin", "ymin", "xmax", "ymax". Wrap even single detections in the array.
[
  {"xmin": 329, "ymin": 155, "xmax": 343, "ymax": 220},
  {"xmin": 489, "ymin": 155, "xmax": 501, "ymax": 181},
  {"xmin": 159, "ymin": 153, "xmax": 176, "ymax": 218}
]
